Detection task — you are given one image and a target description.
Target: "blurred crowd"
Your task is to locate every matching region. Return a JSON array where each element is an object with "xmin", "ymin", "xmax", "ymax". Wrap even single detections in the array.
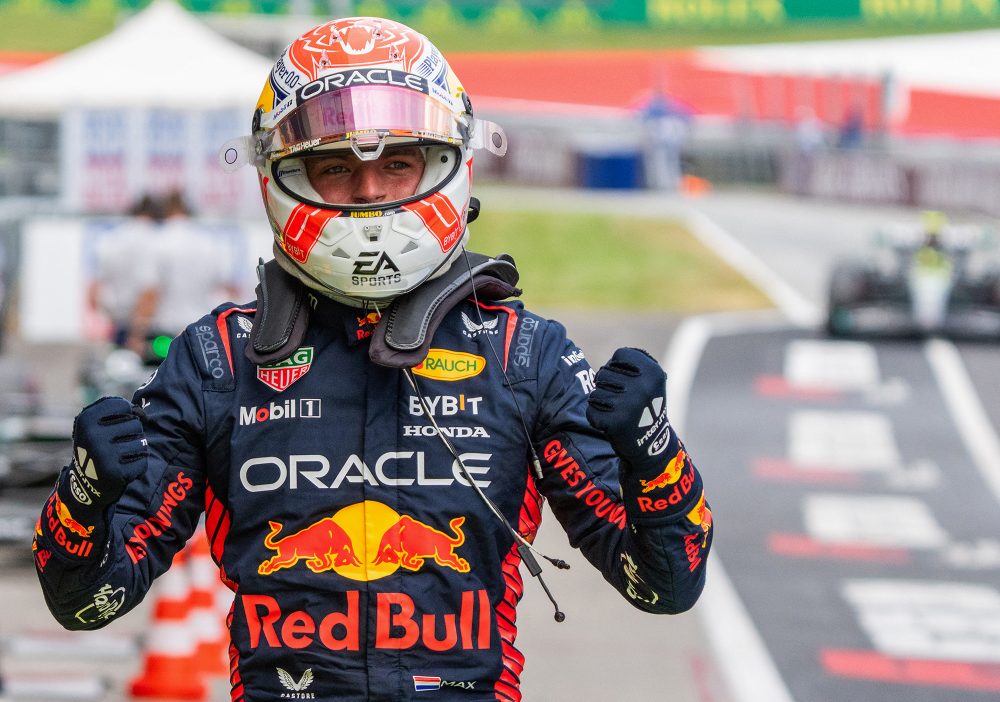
[{"xmin": 87, "ymin": 189, "xmax": 239, "ymax": 359}]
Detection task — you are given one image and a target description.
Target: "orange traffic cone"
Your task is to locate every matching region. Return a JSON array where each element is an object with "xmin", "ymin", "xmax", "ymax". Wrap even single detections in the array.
[
  {"xmin": 681, "ymin": 173, "xmax": 712, "ymax": 197},
  {"xmin": 186, "ymin": 531, "xmax": 228, "ymax": 677},
  {"xmin": 128, "ymin": 550, "xmax": 207, "ymax": 700}
]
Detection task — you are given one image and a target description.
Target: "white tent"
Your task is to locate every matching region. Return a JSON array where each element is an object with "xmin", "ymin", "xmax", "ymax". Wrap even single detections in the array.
[{"xmin": 0, "ymin": 0, "xmax": 272, "ymax": 118}]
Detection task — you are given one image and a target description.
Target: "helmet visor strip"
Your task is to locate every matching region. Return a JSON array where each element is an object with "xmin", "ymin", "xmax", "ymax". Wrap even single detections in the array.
[{"xmin": 262, "ymin": 85, "xmax": 466, "ymax": 160}]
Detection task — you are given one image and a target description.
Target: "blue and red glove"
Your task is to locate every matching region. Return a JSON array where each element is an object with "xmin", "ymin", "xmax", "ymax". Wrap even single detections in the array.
[
  {"xmin": 41, "ymin": 397, "xmax": 147, "ymax": 559},
  {"xmin": 586, "ymin": 348, "xmax": 702, "ymax": 521}
]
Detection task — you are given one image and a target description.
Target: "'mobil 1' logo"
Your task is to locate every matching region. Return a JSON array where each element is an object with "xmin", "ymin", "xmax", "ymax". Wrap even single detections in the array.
[{"xmin": 412, "ymin": 349, "xmax": 485, "ymax": 382}]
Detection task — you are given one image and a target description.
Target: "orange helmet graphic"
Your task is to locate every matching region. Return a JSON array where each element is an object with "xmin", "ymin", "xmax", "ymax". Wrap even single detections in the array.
[{"xmin": 221, "ymin": 17, "xmax": 507, "ymax": 302}]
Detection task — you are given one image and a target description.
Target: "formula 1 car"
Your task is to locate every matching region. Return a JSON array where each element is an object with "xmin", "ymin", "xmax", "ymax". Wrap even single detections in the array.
[{"xmin": 826, "ymin": 218, "xmax": 1000, "ymax": 340}]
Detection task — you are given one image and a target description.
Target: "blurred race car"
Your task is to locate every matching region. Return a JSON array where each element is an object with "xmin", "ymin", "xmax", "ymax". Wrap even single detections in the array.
[
  {"xmin": 826, "ymin": 213, "xmax": 1000, "ymax": 340},
  {"xmin": 0, "ymin": 359, "xmax": 73, "ymax": 549}
]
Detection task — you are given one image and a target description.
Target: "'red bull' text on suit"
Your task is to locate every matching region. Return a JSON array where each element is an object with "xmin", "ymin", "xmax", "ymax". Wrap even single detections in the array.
[{"xmin": 34, "ymin": 288, "xmax": 712, "ymax": 701}]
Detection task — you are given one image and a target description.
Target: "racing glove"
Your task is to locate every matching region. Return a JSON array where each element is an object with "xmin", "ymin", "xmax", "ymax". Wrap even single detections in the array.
[
  {"xmin": 42, "ymin": 397, "xmax": 148, "ymax": 559},
  {"xmin": 586, "ymin": 347, "xmax": 702, "ymax": 521}
]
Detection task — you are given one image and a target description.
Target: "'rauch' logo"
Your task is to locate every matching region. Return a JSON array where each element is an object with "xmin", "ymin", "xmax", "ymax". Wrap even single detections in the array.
[
  {"xmin": 257, "ymin": 347, "xmax": 314, "ymax": 392},
  {"xmin": 412, "ymin": 349, "xmax": 485, "ymax": 382}
]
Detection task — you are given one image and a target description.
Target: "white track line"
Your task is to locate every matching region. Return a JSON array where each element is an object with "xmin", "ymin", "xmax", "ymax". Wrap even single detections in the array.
[
  {"xmin": 666, "ymin": 314, "xmax": 796, "ymax": 702},
  {"xmin": 666, "ymin": 205, "xmax": 816, "ymax": 702},
  {"xmin": 668, "ymin": 210, "xmax": 1000, "ymax": 702},
  {"xmin": 684, "ymin": 209, "xmax": 821, "ymax": 327},
  {"xmin": 925, "ymin": 338, "xmax": 1000, "ymax": 505}
]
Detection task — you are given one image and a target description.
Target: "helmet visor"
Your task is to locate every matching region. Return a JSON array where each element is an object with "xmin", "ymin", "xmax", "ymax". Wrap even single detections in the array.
[
  {"xmin": 273, "ymin": 142, "xmax": 462, "ymax": 210},
  {"xmin": 263, "ymin": 85, "xmax": 466, "ymax": 159}
]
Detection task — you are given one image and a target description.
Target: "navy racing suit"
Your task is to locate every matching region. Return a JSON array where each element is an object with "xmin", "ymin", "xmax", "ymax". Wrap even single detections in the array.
[{"xmin": 34, "ymin": 291, "xmax": 712, "ymax": 701}]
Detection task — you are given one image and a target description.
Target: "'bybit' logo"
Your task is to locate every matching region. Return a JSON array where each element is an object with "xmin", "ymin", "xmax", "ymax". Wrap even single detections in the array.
[{"xmin": 412, "ymin": 349, "xmax": 485, "ymax": 381}]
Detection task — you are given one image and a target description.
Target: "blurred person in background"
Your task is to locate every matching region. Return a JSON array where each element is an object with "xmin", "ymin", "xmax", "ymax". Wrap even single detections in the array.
[
  {"xmin": 836, "ymin": 102, "xmax": 865, "ymax": 149},
  {"xmin": 128, "ymin": 189, "xmax": 240, "ymax": 359},
  {"xmin": 794, "ymin": 105, "xmax": 825, "ymax": 157},
  {"xmin": 86, "ymin": 194, "xmax": 161, "ymax": 349},
  {"xmin": 640, "ymin": 91, "xmax": 689, "ymax": 191},
  {"xmin": 33, "ymin": 16, "xmax": 713, "ymax": 701}
]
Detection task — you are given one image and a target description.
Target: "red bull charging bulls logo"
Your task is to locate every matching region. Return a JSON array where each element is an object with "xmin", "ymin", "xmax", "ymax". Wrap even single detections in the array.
[
  {"xmin": 259, "ymin": 517, "xmax": 362, "ymax": 575},
  {"xmin": 54, "ymin": 494, "xmax": 94, "ymax": 538},
  {"xmin": 373, "ymin": 515, "xmax": 470, "ymax": 573},
  {"xmin": 259, "ymin": 501, "xmax": 469, "ymax": 581},
  {"xmin": 640, "ymin": 449, "xmax": 687, "ymax": 493}
]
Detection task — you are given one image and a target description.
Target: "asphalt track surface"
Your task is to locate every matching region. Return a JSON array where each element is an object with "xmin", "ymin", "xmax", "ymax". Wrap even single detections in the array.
[
  {"xmin": 4, "ymin": 186, "xmax": 1000, "ymax": 701},
  {"xmin": 490, "ymin": 186, "xmax": 1000, "ymax": 701}
]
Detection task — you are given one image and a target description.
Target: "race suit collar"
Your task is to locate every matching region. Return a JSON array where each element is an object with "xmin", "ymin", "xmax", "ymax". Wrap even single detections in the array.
[{"xmin": 247, "ymin": 254, "xmax": 521, "ymax": 368}]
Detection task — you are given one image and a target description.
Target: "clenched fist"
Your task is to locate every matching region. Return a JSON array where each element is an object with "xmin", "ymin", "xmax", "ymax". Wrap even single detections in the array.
[
  {"xmin": 586, "ymin": 348, "xmax": 700, "ymax": 519},
  {"xmin": 52, "ymin": 397, "xmax": 148, "ymax": 551}
]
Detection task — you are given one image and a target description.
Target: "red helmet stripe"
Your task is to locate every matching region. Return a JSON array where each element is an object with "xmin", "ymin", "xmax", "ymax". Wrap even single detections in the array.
[
  {"xmin": 403, "ymin": 192, "xmax": 463, "ymax": 253},
  {"xmin": 281, "ymin": 204, "xmax": 340, "ymax": 264}
]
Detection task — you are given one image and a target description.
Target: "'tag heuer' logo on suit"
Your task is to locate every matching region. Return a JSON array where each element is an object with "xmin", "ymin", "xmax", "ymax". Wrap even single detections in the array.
[
  {"xmin": 257, "ymin": 347, "xmax": 314, "ymax": 391},
  {"xmin": 411, "ymin": 349, "xmax": 485, "ymax": 381}
]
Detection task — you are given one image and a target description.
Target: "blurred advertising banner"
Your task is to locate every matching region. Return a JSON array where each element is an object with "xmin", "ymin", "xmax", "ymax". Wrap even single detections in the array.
[
  {"xmin": 22, "ymin": 0, "xmax": 1000, "ymax": 26},
  {"xmin": 59, "ymin": 108, "xmax": 261, "ymax": 217},
  {"xmin": 18, "ymin": 216, "xmax": 271, "ymax": 343},
  {"xmin": 356, "ymin": 0, "xmax": 998, "ymax": 25}
]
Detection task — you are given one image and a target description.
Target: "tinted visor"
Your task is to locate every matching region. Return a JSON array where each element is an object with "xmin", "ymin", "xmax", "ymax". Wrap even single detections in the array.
[
  {"xmin": 264, "ymin": 86, "xmax": 465, "ymax": 158},
  {"xmin": 273, "ymin": 142, "xmax": 462, "ymax": 210}
]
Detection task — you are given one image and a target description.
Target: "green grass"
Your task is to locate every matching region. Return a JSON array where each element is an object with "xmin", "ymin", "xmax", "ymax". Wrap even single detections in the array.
[
  {"xmin": 0, "ymin": 3, "xmax": 118, "ymax": 53},
  {"xmin": 468, "ymin": 209, "xmax": 772, "ymax": 311},
  {"xmin": 419, "ymin": 19, "xmax": 1000, "ymax": 53}
]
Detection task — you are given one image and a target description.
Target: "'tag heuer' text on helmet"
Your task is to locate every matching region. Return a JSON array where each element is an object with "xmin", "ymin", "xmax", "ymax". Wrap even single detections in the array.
[{"xmin": 220, "ymin": 16, "xmax": 507, "ymax": 301}]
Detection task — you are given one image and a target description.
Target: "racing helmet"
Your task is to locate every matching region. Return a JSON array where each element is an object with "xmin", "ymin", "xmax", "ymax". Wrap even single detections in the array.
[{"xmin": 221, "ymin": 17, "xmax": 506, "ymax": 301}]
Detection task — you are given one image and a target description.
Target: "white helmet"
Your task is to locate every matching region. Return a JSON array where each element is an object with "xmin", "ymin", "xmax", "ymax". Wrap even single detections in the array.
[{"xmin": 221, "ymin": 17, "xmax": 506, "ymax": 301}]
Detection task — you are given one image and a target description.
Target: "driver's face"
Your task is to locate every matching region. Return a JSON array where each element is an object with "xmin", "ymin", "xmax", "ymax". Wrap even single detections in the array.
[{"xmin": 304, "ymin": 147, "xmax": 426, "ymax": 205}]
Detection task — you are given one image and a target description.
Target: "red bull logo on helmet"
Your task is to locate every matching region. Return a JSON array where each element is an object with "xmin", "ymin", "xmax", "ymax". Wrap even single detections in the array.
[{"xmin": 258, "ymin": 500, "xmax": 470, "ymax": 582}]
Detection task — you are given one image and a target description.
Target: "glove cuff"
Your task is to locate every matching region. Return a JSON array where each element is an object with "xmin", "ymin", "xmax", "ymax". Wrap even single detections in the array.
[{"xmin": 621, "ymin": 437, "xmax": 704, "ymax": 522}]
